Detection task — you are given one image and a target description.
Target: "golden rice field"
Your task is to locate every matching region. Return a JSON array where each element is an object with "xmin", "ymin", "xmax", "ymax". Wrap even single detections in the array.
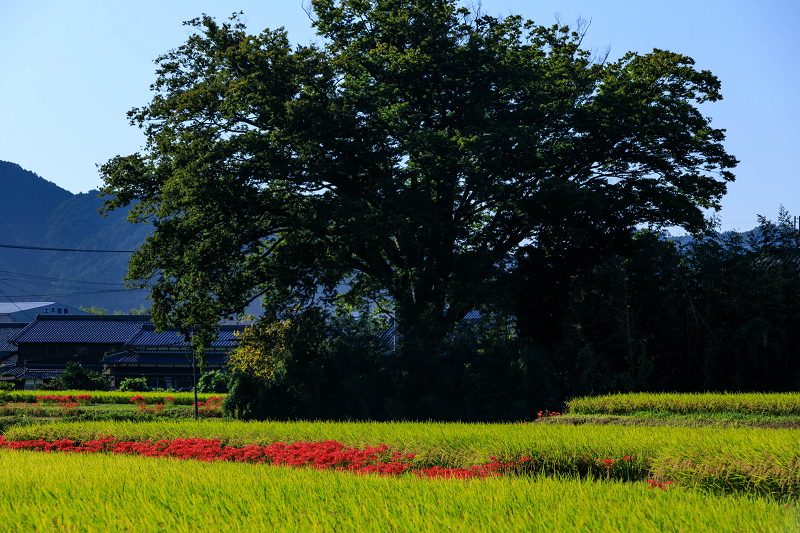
[
  {"xmin": 0, "ymin": 450, "xmax": 797, "ymax": 533},
  {"xmin": 1, "ymin": 391, "xmax": 799, "ymax": 531},
  {"xmin": 568, "ymin": 391, "xmax": 800, "ymax": 416}
]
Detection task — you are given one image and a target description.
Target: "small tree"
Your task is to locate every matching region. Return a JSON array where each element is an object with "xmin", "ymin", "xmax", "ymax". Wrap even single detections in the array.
[
  {"xmin": 118, "ymin": 377, "xmax": 149, "ymax": 392},
  {"xmin": 197, "ymin": 370, "xmax": 230, "ymax": 394},
  {"xmin": 39, "ymin": 362, "xmax": 106, "ymax": 391}
]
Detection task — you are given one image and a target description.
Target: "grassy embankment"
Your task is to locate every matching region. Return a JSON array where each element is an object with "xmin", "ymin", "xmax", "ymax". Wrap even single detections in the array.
[{"xmin": 545, "ymin": 391, "xmax": 800, "ymax": 429}]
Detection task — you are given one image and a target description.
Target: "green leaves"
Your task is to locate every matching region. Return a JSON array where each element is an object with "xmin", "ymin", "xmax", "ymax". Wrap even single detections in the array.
[{"xmin": 100, "ymin": 1, "xmax": 737, "ymax": 359}]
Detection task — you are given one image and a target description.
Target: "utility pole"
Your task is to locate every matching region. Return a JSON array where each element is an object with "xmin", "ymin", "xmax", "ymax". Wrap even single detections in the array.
[{"xmin": 192, "ymin": 348, "xmax": 199, "ymax": 421}]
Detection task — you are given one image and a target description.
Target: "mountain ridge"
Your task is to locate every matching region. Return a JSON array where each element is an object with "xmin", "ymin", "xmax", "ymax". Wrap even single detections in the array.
[{"xmin": 0, "ymin": 160, "xmax": 149, "ymax": 313}]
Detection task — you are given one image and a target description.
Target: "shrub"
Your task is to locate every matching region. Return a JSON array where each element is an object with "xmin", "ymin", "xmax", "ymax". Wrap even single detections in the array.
[
  {"xmin": 38, "ymin": 362, "xmax": 106, "ymax": 391},
  {"xmin": 118, "ymin": 377, "xmax": 149, "ymax": 392},
  {"xmin": 197, "ymin": 371, "xmax": 230, "ymax": 394},
  {"xmin": 222, "ymin": 371, "xmax": 273, "ymax": 420}
]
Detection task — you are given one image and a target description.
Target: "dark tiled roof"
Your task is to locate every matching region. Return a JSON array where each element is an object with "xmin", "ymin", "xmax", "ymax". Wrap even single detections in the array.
[
  {"xmin": 126, "ymin": 327, "xmax": 187, "ymax": 347},
  {"xmin": 105, "ymin": 351, "xmax": 228, "ymax": 365},
  {"xmin": 10, "ymin": 315, "xmax": 151, "ymax": 344},
  {"xmin": 9, "ymin": 367, "xmax": 65, "ymax": 380},
  {"xmin": 108, "ymin": 368, "xmax": 211, "ymax": 377},
  {"xmin": 125, "ymin": 325, "xmax": 243, "ymax": 348},
  {"xmin": 0, "ymin": 323, "xmax": 26, "ymax": 352},
  {"xmin": 0, "ymin": 363, "xmax": 105, "ymax": 379}
]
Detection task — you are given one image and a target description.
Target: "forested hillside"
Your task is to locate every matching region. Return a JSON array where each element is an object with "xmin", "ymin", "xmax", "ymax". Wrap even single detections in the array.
[{"xmin": 0, "ymin": 160, "xmax": 149, "ymax": 312}]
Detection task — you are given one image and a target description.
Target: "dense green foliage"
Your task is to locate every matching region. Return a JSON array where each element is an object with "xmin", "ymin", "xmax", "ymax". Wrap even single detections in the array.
[
  {"xmin": 118, "ymin": 377, "xmax": 150, "ymax": 392},
  {"xmin": 223, "ymin": 311, "xmax": 398, "ymax": 420},
  {"xmin": 198, "ymin": 371, "xmax": 231, "ymax": 394},
  {"xmin": 99, "ymin": 0, "xmax": 736, "ymax": 404},
  {"xmin": 38, "ymin": 362, "xmax": 106, "ymax": 391},
  {"xmin": 530, "ymin": 210, "xmax": 800, "ymax": 397},
  {"xmin": 219, "ymin": 209, "xmax": 799, "ymax": 421}
]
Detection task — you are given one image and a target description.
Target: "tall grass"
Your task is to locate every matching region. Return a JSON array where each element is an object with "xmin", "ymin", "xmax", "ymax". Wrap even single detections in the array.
[
  {"xmin": 6, "ymin": 419, "xmax": 800, "ymax": 497},
  {"xmin": 0, "ymin": 450, "xmax": 796, "ymax": 532},
  {"xmin": 0, "ymin": 390, "xmax": 222, "ymax": 405},
  {"xmin": 568, "ymin": 392, "xmax": 800, "ymax": 416}
]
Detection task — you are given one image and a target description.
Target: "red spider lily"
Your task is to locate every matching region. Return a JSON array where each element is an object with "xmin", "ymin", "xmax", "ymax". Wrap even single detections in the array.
[
  {"xmin": 647, "ymin": 479, "xmax": 674, "ymax": 490},
  {"xmin": 37, "ymin": 395, "xmax": 79, "ymax": 404},
  {"xmin": 536, "ymin": 410, "xmax": 562, "ymax": 420},
  {"xmin": 129, "ymin": 396, "xmax": 149, "ymax": 412},
  {"xmin": 193, "ymin": 397, "xmax": 223, "ymax": 417},
  {"xmin": 0, "ymin": 436, "xmax": 532, "ymax": 480}
]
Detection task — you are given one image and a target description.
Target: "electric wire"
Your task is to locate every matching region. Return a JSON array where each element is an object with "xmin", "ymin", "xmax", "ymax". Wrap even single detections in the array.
[
  {"xmin": 0, "ymin": 243, "xmax": 135, "ymax": 253},
  {"xmin": 0, "ymin": 270, "xmax": 127, "ymax": 286},
  {"xmin": 0, "ymin": 280, "xmax": 145, "ymax": 299}
]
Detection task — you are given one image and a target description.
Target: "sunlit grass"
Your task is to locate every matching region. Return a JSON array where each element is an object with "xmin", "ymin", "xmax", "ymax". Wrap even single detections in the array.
[
  {"xmin": 0, "ymin": 390, "xmax": 222, "ymax": 405},
  {"xmin": 568, "ymin": 392, "xmax": 800, "ymax": 416},
  {"xmin": 0, "ymin": 450, "xmax": 796, "ymax": 533},
  {"xmin": 6, "ymin": 418, "xmax": 800, "ymax": 498}
]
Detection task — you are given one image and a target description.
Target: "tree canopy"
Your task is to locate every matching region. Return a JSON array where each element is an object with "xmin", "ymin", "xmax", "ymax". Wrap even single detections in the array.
[{"xmin": 100, "ymin": 0, "xmax": 736, "ymax": 355}]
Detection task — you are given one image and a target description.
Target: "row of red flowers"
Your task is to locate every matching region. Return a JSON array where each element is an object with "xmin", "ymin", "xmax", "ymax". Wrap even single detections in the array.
[
  {"xmin": 0, "ymin": 435, "xmax": 674, "ymax": 487},
  {"xmin": 0, "ymin": 435, "xmax": 531, "ymax": 479},
  {"xmin": 36, "ymin": 395, "xmax": 92, "ymax": 404}
]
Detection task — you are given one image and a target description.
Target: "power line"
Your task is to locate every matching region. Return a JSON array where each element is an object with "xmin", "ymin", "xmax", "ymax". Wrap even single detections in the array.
[
  {"xmin": 0, "ymin": 280, "xmax": 145, "ymax": 298},
  {"xmin": 0, "ymin": 243, "xmax": 135, "ymax": 253},
  {"xmin": 0, "ymin": 270, "xmax": 127, "ymax": 286},
  {"xmin": 0, "ymin": 221, "xmax": 134, "ymax": 227},
  {"xmin": 0, "ymin": 290, "xmax": 33, "ymax": 317}
]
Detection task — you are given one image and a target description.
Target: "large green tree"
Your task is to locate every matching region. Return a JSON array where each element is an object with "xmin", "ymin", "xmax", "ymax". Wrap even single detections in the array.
[{"xmin": 100, "ymin": 0, "xmax": 736, "ymax": 360}]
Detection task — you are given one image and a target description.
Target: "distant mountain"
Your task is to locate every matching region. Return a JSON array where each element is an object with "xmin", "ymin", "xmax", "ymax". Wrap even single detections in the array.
[{"xmin": 0, "ymin": 160, "xmax": 150, "ymax": 313}]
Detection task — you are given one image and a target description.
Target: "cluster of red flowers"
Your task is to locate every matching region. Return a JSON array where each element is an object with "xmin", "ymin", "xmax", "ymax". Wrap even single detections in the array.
[
  {"xmin": 0, "ymin": 435, "xmax": 531, "ymax": 479},
  {"xmin": 601, "ymin": 456, "xmax": 632, "ymax": 468},
  {"xmin": 129, "ymin": 395, "xmax": 150, "ymax": 413},
  {"xmin": 535, "ymin": 410, "xmax": 562, "ymax": 419},
  {"xmin": 36, "ymin": 395, "xmax": 91, "ymax": 404},
  {"xmin": 194, "ymin": 397, "xmax": 223, "ymax": 415},
  {"xmin": 647, "ymin": 479, "xmax": 674, "ymax": 490}
]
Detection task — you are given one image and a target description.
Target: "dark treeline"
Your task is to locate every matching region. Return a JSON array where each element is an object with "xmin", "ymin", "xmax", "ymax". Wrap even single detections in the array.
[{"xmin": 224, "ymin": 211, "xmax": 800, "ymax": 422}]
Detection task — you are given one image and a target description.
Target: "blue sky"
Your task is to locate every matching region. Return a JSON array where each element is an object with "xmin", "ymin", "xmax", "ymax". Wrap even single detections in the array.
[{"xmin": 2, "ymin": 0, "xmax": 797, "ymax": 235}]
